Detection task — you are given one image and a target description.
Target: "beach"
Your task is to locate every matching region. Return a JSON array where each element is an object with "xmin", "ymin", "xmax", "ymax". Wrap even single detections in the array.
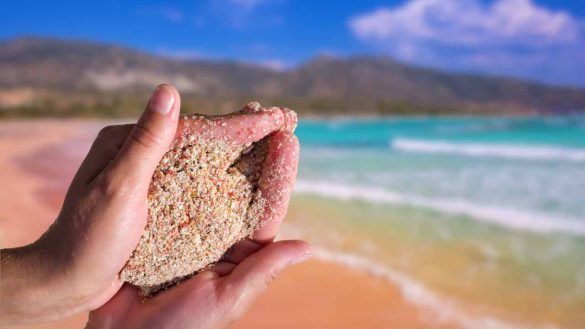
[
  {"xmin": 3, "ymin": 2, "xmax": 585, "ymax": 327},
  {"xmin": 0, "ymin": 120, "xmax": 445, "ymax": 329},
  {"xmin": 2, "ymin": 117, "xmax": 584, "ymax": 328}
]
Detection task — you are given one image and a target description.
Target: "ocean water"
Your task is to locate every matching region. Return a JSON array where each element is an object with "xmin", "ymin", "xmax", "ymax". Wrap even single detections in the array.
[{"xmin": 285, "ymin": 116, "xmax": 585, "ymax": 329}]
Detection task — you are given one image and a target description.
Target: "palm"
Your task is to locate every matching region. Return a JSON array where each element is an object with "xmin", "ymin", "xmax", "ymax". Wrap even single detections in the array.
[
  {"xmin": 86, "ymin": 105, "xmax": 309, "ymax": 328},
  {"xmin": 88, "ymin": 239, "xmax": 309, "ymax": 329},
  {"xmin": 0, "ymin": 86, "xmax": 310, "ymax": 328}
]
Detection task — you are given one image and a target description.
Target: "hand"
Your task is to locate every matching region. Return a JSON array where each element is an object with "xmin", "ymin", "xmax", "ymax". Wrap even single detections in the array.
[
  {"xmin": 0, "ymin": 84, "xmax": 309, "ymax": 327},
  {"xmin": 87, "ymin": 234, "xmax": 311, "ymax": 329}
]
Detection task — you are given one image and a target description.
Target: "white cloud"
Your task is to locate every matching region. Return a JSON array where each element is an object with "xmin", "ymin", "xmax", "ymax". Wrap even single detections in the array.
[
  {"xmin": 350, "ymin": 0, "xmax": 579, "ymax": 48},
  {"xmin": 348, "ymin": 0, "xmax": 585, "ymax": 86}
]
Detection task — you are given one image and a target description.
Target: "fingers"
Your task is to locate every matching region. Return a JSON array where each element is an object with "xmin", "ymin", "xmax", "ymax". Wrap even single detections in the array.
[
  {"xmin": 107, "ymin": 84, "xmax": 180, "ymax": 190},
  {"xmin": 233, "ymin": 102, "xmax": 298, "ymax": 142},
  {"xmin": 207, "ymin": 261, "xmax": 237, "ymax": 276},
  {"xmin": 211, "ymin": 241, "xmax": 311, "ymax": 325},
  {"xmin": 154, "ymin": 241, "xmax": 311, "ymax": 314},
  {"xmin": 72, "ymin": 124, "xmax": 134, "ymax": 185},
  {"xmin": 179, "ymin": 103, "xmax": 297, "ymax": 147},
  {"xmin": 225, "ymin": 239, "xmax": 264, "ymax": 265},
  {"xmin": 277, "ymin": 106, "xmax": 298, "ymax": 132},
  {"xmin": 253, "ymin": 130, "xmax": 300, "ymax": 243},
  {"xmin": 88, "ymin": 285, "xmax": 141, "ymax": 328},
  {"xmin": 222, "ymin": 240, "xmax": 312, "ymax": 299}
]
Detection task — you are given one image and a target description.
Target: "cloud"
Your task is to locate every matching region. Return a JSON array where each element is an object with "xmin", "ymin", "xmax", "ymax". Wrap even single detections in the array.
[
  {"xmin": 349, "ymin": 0, "xmax": 585, "ymax": 86},
  {"xmin": 350, "ymin": 0, "xmax": 579, "ymax": 47}
]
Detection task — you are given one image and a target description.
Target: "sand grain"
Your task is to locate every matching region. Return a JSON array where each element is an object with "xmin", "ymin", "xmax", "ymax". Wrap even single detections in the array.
[{"xmin": 120, "ymin": 103, "xmax": 289, "ymax": 295}]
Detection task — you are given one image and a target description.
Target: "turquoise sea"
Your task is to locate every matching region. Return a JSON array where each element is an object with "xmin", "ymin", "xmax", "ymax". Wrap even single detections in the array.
[{"xmin": 285, "ymin": 116, "xmax": 585, "ymax": 328}]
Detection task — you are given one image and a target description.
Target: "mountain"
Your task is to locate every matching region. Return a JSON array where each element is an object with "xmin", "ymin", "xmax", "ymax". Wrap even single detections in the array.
[
  {"xmin": 1, "ymin": 37, "xmax": 584, "ymax": 116},
  {"xmin": 0, "ymin": 37, "xmax": 278, "ymax": 94}
]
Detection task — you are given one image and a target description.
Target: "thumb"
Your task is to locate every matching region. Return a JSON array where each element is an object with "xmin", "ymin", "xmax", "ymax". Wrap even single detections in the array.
[
  {"xmin": 109, "ymin": 84, "xmax": 180, "ymax": 189},
  {"xmin": 217, "ymin": 240, "xmax": 311, "ymax": 323},
  {"xmin": 223, "ymin": 240, "xmax": 312, "ymax": 300}
]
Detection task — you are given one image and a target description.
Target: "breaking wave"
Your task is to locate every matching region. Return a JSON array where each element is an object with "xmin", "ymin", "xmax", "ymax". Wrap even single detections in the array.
[
  {"xmin": 312, "ymin": 248, "xmax": 557, "ymax": 329},
  {"xmin": 391, "ymin": 138, "xmax": 585, "ymax": 162},
  {"xmin": 294, "ymin": 181, "xmax": 585, "ymax": 235}
]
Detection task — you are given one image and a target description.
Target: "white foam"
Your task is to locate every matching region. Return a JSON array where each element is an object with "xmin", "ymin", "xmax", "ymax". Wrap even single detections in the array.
[
  {"xmin": 313, "ymin": 248, "xmax": 557, "ymax": 329},
  {"xmin": 294, "ymin": 181, "xmax": 585, "ymax": 235},
  {"xmin": 392, "ymin": 138, "xmax": 585, "ymax": 162}
]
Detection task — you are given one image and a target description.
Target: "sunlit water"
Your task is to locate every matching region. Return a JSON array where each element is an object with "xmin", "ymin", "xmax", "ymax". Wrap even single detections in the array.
[{"xmin": 285, "ymin": 116, "xmax": 585, "ymax": 328}]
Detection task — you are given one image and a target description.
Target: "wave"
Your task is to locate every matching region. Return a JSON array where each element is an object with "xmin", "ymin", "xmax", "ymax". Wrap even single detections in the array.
[
  {"xmin": 391, "ymin": 138, "xmax": 585, "ymax": 162},
  {"xmin": 313, "ymin": 248, "xmax": 554, "ymax": 329},
  {"xmin": 294, "ymin": 181, "xmax": 585, "ymax": 235}
]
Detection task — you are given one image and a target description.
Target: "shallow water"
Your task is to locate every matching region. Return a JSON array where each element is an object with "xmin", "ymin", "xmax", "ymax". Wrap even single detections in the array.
[{"xmin": 288, "ymin": 115, "xmax": 585, "ymax": 329}]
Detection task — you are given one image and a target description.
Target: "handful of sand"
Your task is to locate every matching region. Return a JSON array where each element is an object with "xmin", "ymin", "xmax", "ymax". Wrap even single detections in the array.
[{"xmin": 119, "ymin": 102, "xmax": 296, "ymax": 295}]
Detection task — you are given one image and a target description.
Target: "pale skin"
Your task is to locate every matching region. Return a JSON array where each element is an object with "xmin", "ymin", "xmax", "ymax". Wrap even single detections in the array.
[{"xmin": 0, "ymin": 84, "xmax": 312, "ymax": 328}]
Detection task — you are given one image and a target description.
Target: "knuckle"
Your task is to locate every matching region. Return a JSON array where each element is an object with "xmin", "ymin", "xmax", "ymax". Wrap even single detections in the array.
[
  {"xmin": 95, "ymin": 125, "xmax": 132, "ymax": 148},
  {"xmin": 95, "ymin": 172, "xmax": 119, "ymax": 199},
  {"xmin": 93, "ymin": 169, "xmax": 132, "ymax": 200},
  {"xmin": 130, "ymin": 123, "xmax": 163, "ymax": 148},
  {"xmin": 97, "ymin": 125, "xmax": 117, "ymax": 139}
]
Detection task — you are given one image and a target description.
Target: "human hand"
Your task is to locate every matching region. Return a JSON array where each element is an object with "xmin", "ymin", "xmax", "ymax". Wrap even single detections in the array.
[
  {"xmin": 87, "ymin": 233, "xmax": 311, "ymax": 329},
  {"xmin": 0, "ymin": 84, "xmax": 308, "ymax": 327}
]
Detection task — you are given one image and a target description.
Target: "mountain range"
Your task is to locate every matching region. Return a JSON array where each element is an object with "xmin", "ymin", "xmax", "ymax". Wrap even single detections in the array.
[{"xmin": 1, "ymin": 37, "xmax": 584, "ymax": 116}]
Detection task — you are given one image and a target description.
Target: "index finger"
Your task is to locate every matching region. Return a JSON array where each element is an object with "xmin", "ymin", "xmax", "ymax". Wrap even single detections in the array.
[
  {"xmin": 251, "ymin": 130, "xmax": 300, "ymax": 243},
  {"xmin": 177, "ymin": 102, "xmax": 297, "ymax": 147}
]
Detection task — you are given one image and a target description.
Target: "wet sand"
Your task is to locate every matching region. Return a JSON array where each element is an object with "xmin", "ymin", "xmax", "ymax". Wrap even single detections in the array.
[
  {"xmin": 0, "ymin": 120, "xmax": 445, "ymax": 329},
  {"xmin": 234, "ymin": 259, "xmax": 437, "ymax": 329}
]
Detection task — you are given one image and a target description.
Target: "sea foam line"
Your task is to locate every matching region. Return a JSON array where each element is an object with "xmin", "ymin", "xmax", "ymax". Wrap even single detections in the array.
[
  {"xmin": 313, "ymin": 248, "xmax": 556, "ymax": 329},
  {"xmin": 294, "ymin": 181, "xmax": 585, "ymax": 235},
  {"xmin": 392, "ymin": 138, "xmax": 585, "ymax": 162}
]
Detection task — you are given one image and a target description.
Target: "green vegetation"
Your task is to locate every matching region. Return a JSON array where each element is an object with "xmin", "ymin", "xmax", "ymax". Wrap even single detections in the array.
[
  {"xmin": 0, "ymin": 92, "xmax": 478, "ymax": 119},
  {"xmin": 2, "ymin": 37, "xmax": 584, "ymax": 118}
]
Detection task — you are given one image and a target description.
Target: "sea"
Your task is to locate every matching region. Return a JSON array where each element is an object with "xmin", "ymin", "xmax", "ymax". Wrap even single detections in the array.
[{"xmin": 284, "ymin": 115, "xmax": 585, "ymax": 329}]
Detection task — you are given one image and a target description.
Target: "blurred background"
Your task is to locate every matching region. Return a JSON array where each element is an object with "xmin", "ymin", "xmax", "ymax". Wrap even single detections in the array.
[{"xmin": 1, "ymin": 1, "xmax": 584, "ymax": 328}]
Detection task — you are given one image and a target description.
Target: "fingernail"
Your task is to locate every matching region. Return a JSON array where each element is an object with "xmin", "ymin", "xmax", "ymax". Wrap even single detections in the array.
[{"xmin": 149, "ymin": 85, "xmax": 174, "ymax": 115}]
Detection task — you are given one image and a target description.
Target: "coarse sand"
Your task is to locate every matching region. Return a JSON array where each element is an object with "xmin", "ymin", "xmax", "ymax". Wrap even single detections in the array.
[
  {"xmin": 120, "ymin": 102, "xmax": 296, "ymax": 296},
  {"xmin": 0, "ymin": 119, "xmax": 456, "ymax": 329}
]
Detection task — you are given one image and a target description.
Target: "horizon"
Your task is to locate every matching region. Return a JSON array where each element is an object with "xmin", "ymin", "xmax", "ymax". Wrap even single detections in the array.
[
  {"xmin": 1, "ymin": 0, "xmax": 584, "ymax": 87},
  {"xmin": 3, "ymin": 34, "xmax": 583, "ymax": 91},
  {"xmin": 2, "ymin": 3, "xmax": 585, "ymax": 329}
]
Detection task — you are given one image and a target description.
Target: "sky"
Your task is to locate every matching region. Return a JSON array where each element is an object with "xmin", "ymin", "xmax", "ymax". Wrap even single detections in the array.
[{"xmin": 1, "ymin": 0, "xmax": 584, "ymax": 87}]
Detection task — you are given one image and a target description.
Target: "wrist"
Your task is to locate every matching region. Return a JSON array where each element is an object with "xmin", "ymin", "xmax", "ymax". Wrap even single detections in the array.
[{"xmin": 0, "ymin": 242, "xmax": 78, "ymax": 325}]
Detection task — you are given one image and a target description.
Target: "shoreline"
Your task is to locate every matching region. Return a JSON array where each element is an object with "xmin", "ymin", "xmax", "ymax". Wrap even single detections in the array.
[
  {"xmin": 234, "ymin": 259, "xmax": 443, "ymax": 329},
  {"xmin": 1, "ymin": 119, "xmax": 455, "ymax": 329},
  {"xmin": 0, "ymin": 112, "xmax": 551, "ymax": 123}
]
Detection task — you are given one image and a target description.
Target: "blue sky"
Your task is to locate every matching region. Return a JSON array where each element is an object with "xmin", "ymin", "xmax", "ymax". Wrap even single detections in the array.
[{"xmin": 1, "ymin": 0, "xmax": 584, "ymax": 87}]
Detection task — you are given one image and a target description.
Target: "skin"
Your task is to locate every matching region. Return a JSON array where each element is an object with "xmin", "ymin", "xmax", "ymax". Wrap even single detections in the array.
[{"xmin": 0, "ymin": 84, "xmax": 311, "ymax": 328}]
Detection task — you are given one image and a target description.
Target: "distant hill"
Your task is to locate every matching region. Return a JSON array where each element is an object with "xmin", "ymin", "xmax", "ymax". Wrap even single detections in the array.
[{"xmin": 1, "ymin": 37, "xmax": 584, "ymax": 116}]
